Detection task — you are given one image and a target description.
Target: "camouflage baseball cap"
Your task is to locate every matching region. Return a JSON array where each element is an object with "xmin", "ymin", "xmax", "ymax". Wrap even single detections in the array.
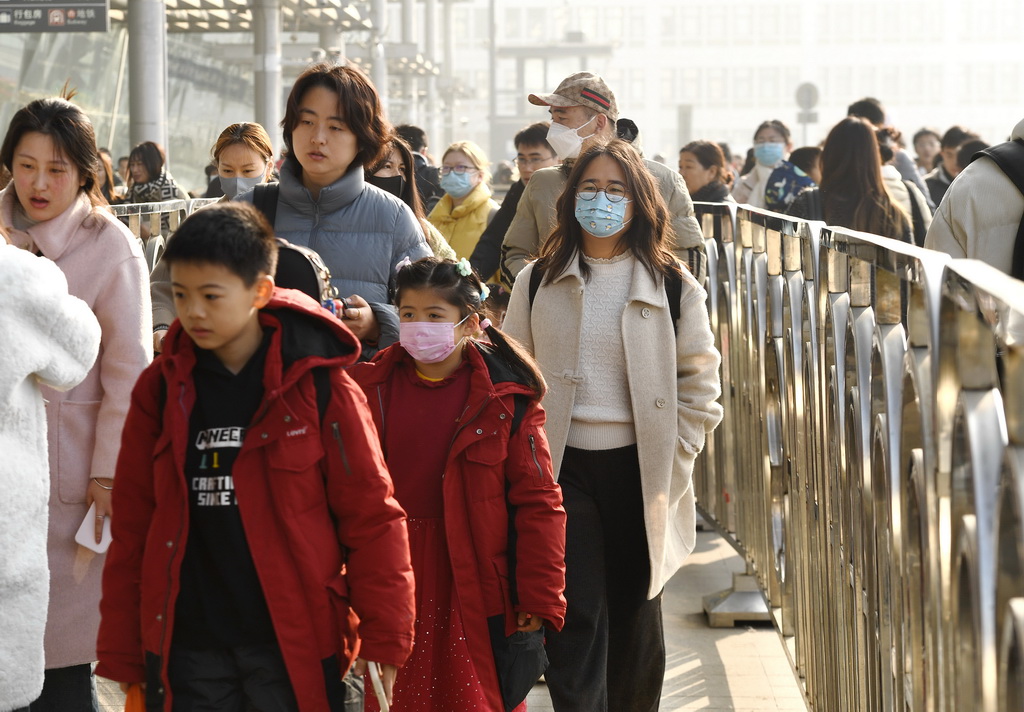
[{"xmin": 528, "ymin": 72, "xmax": 619, "ymax": 121}]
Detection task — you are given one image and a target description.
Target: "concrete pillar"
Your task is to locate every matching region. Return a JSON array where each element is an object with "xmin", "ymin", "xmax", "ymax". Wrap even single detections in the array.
[
  {"xmin": 442, "ymin": 0, "xmax": 455, "ymax": 146},
  {"xmin": 370, "ymin": 0, "xmax": 389, "ymax": 116},
  {"xmin": 400, "ymin": 0, "xmax": 417, "ymax": 125},
  {"xmin": 488, "ymin": 0, "xmax": 499, "ymax": 163},
  {"xmin": 253, "ymin": 0, "xmax": 282, "ymax": 155},
  {"xmin": 127, "ymin": 0, "xmax": 167, "ymax": 157},
  {"xmin": 424, "ymin": 0, "xmax": 439, "ymax": 149},
  {"xmin": 319, "ymin": 24, "xmax": 345, "ymax": 59}
]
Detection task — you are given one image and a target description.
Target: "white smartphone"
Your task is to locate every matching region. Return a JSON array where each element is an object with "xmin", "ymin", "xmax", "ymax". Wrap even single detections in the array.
[{"xmin": 74, "ymin": 502, "xmax": 112, "ymax": 554}]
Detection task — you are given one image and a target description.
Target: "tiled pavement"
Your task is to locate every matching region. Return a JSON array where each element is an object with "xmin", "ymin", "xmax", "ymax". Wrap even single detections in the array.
[{"xmin": 98, "ymin": 530, "xmax": 808, "ymax": 711}]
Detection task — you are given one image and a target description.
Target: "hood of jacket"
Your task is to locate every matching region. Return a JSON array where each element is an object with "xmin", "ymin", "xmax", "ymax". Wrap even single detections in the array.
[{"xmin": 160, "ymin": 286, "xmax": 360, "ymax": 398}]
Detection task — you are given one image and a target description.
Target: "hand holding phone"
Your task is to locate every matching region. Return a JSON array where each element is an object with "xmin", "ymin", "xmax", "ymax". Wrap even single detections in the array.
[{"xmin": 74, "ymin": 502, "xmax": 111, "ymax": 553}]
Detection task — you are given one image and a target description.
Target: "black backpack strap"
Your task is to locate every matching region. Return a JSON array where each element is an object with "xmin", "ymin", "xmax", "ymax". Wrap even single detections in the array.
[
  {"xmin": 313, "ymin": 367, "xmax": 332, "ymax": 425},
  {"xmin": 903, "ymin": 180, "xmax": 926, "ymax": 247},
  {"xmin": 252, "ymin": 183, "xmax": 280, "ymax": 231},
  {"xmin": 665, "ymin": 269, "xmax": 682, "ymax": 335},
  {"xmin": 972, "ymin": 140, "xmax": 1024, "ymax": 279},
  {"xmin": 527, "ymin": 262, "xmax": 545, "ymax": 309}
]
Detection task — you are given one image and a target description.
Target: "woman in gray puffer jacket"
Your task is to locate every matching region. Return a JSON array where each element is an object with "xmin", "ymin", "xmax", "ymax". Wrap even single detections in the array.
[{"xmin": 237, "ymin": 62, "xmax": 430, "ymax": 358}]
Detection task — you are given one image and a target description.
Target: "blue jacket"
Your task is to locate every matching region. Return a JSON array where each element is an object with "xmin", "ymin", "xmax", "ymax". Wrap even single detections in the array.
[{"xmin": 238, "ymin": 158, "xmax": 431, "ymax": 354}]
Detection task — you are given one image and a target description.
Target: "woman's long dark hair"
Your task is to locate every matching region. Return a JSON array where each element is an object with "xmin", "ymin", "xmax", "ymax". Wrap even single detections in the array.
[
  {"xmin": 0, "ymin": 93, "xmax": 105, "ymax": 207},
  {"xmin": 395, "ymin": 257, "xmax": 545, "ymax": 398},
  {"xmin": 372, "ymin": 136, "xmax": 426, "ymax": 221},
  {"xmin": 128, "ymin": 141, "xmax": 165, "ymax": 187},
  {"xmin": 820, "ymin": 117, "xmax": 910, "ymax": 239},
  {"xmin": 538, "ymin": 139, "xmax": 682, "ymax": 284}
]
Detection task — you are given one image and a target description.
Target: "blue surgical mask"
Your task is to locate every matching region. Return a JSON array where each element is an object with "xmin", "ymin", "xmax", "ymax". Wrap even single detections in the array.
[
  {"xmin": 574, "ymin": 192, "xmax": 632, "ymax": 237},
  {"xmin": 219, "ymin": 174, "xmax": 264, "ymax": 199},
  {"xmin": 440, "ymin": 171, "xmax": 475, "ymax": 199},
  {"xmin": 754, "ymin": 142, "xmax": 785, "ymax": 167}
]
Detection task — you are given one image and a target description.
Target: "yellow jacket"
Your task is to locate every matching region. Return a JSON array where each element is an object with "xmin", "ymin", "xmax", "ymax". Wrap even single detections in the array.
[{"xmin": 428, "ymin": 182, "xmax": 499, "ymax": 260}]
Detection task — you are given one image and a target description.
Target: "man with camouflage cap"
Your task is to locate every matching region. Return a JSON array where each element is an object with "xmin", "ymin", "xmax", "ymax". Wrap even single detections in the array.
[{"xmin": 499, "ymin": 71, "xmax": 706, "ymax": 287}]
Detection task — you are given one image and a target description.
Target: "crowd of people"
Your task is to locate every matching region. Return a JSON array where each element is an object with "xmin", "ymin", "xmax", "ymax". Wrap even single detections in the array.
[{"xmin": 0, "ymin": 53, "xmax": 1021, "ymax": 712}]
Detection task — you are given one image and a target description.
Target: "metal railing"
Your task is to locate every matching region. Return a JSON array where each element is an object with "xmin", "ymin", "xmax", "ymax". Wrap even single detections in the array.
[
  {"xmin": 693, "ymin": 202, "xmax": 1024, "ymax": 712},
  {"xmin": 108, "ymin": 197, "xmax": 221, "ymax": 272}
]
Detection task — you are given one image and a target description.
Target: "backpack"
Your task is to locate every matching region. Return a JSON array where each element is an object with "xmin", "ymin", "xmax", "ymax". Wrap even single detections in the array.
[
  {"xmin": 970, "ymin": 139, "xmax": 1024, "ymax": 279},
  {"xmin": 250, "ymin": 182, "xmax": 340, "ymax": 308},
  {"xmin": 526, "ymin": 261, "xmax": 683, "ymax": 334}
]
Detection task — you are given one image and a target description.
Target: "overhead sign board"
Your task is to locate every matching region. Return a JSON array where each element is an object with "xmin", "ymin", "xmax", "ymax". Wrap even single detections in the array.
[{"xmin": 0, "ymin": 1, "xmax": 109, "ymax": 33}]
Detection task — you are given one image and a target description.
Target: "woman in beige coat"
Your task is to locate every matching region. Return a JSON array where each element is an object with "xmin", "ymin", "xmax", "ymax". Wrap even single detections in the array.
[
  {"xmin": 504, "ymin": 140, "xmax": 722, "ymax": 712},
  {"xmin": 0, "ymin": 96, "xmax": 151, "ymax": 711}
]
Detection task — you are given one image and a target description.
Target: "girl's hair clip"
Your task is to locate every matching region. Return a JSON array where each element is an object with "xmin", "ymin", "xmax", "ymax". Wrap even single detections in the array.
[
  {"xmin": 395, "ymin": 256, "xmax": 413, "ymax": 273},
  {"xmin": 455, "ymin": 258, "xmax": 473, "ymax": 277},
  {"xmin": 479, "ymin": 283, "xmax": 490, "ymax": 301}
]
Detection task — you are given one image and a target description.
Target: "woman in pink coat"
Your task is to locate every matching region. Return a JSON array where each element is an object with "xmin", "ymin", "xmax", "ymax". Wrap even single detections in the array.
[{"xmin": 0, "ymin": 95, "xmax": 151, "ymax": 711}]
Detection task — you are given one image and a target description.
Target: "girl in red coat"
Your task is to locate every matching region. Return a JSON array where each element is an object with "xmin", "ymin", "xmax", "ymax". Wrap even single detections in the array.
[{"xmin": 348, "ymin": 257, "xmax": 567, "ymax": 712}]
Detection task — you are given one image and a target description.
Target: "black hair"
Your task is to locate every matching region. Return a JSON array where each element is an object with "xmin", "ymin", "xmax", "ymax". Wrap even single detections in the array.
[
  {"xmin": 753, "ymin": 119, "xmax": 791, "ymax": 144},
  {"xmin": 395, "ymin": 124, "xmax": 428, "ymax": 153},
  {"xmin": 128, "ymin": 141, "xmax": 165, "ymax": 185},
  {"xmin": 540, "ymin": 139, "xmax": 681, "ymax": 285},
  {"xmin": 514, "ymin": 122, "xmax": 554, "ymax": 153},
  {"xmin": 847, "ymin": 97, "xmax": 886, "ymax": 127},
  {"xmin": 913, "ymin": 127, "xmax": 941, "ymax": 146},
  {"xmin": 940, "ymin": 125, "xmax": 979, "ymax": 150},
  {"xmin": 162, "ymin": 202, "xmax": 278, "ymax": 287},
  {"xmin": 789, "ymin": 146, "xmax": 822, "ymax": 175},
  {"xmin": 956, "ymin": 139, "xmax": 990, "ymax": 173},
  {"xmin": 0, "ymin": 95, "xmax": 104, "ymax": 206},
  {"xmin": 395, "ymin": 257, "xmax": 545, "ymax": 398},
  {"xmin": 282, "ymin": 62, "xmax": 391, "ymax": 171}
]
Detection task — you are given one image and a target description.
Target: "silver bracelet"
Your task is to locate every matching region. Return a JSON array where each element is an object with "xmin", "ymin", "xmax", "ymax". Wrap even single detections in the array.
[{"xmin": 91, "ymin": 478, "xmax": 113, "ymax": 490}]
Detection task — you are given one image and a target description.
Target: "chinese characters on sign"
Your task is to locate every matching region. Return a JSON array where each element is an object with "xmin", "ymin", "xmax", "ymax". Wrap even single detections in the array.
[{"xmin": 0, "ymin": 1, "xmax": 109, "ymax": 33}]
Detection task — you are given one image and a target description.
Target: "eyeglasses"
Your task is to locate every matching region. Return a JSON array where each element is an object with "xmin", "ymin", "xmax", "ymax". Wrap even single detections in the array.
[
  {"xmin": 515, "ymin": 156, "xmax": 556, "ymax": 167},
  {"xmin": 439, "ymin": 165, "xmax": 478, "ymax": 176},
  {"xmin": 576, "ymin": 185, "xmax": 629, "ymax": 203}
]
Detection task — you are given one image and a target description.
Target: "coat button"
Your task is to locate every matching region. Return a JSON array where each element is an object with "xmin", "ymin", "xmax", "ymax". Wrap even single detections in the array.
[
  {"xmin": 261, "ymin": 432, "xmax": 268, "ymax": 439},
  {"xmin": 656, "ymin": 398, "xmax": 667, "ymax": 408},
  {"xmin": 166, "ymin": 540, "xmax": 173, "ymax": 547},
  {"xmin": 156, "ymin": 614, "xmax": 162, "ymax": 621},
  {"xmin": 158, "ymin": 688, "xmax": 164, "ymax": 695},
  {"xmin": 642, "ymin": 308, "xmax": 652, "ymax": 318},
  {"xmin": 476, "ymin": 429, "xmax": 484, "ymax": 435},
  {"xmin": 499, "ymin": 413, "xmax": 506, "ymax": 420},
  {"xmin": 283, "ymin": 415, "xmax": 292, "ymax": 423}
]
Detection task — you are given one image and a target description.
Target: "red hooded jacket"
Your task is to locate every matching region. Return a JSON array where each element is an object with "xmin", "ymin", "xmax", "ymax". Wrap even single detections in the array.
[
  {"xmin": 96, "ymin": 289, "xmax": 416, "ymax": 712},
  {"xmin": 348, "ymin": 341, "xmax": 566, "ymax": 712}
]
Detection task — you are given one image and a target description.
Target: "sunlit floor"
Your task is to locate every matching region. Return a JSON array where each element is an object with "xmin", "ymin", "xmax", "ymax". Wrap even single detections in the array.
[{"xmin": 96, "ymin": 530, "xmax": 807, "ymax": 712}]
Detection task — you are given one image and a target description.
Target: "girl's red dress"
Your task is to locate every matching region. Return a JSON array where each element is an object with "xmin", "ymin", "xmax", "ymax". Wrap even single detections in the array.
[{"xmin": 364, "ymin": 361, "xmax": 527, "ymax": 712}]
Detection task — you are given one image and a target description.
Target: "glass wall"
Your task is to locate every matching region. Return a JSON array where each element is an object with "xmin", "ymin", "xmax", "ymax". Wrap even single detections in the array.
[{"xmin": 0, "ymin": 29, "xmax": 255, "ymax": 194}]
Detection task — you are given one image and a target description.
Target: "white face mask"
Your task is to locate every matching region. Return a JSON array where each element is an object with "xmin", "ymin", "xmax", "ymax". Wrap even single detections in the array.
[
  {"xmin": 219, "ymin": 174, "xmax": 264, "ymax": 199},
  {"xmin": 546, "ymin": 115, "xmax": 597, "ymax": 161}
]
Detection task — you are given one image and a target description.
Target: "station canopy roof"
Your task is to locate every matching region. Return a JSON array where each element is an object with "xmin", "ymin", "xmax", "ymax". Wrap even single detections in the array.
[{"xmin": 108, "ymin": 1, "xmax": 372, "ymax": 34}]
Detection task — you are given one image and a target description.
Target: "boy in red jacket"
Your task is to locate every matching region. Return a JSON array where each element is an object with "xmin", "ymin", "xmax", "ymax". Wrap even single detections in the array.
[{"xmin": 96, "ymin": 202, "xmax": 415, "ymax": 712}]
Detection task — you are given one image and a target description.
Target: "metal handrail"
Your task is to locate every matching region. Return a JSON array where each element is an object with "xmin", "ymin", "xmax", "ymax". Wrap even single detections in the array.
[{"xmin": 694, "ymin": 202, "xmax": 1024, "ymax": 712}]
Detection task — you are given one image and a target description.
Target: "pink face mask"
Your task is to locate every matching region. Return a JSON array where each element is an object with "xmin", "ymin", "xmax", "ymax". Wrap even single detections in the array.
[{"xmin": 399, "ymin": 315, "xmax": 470, "ymax": 364}]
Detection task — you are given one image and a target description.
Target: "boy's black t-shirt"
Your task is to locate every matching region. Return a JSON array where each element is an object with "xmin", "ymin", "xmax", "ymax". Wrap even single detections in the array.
[{"xmin": 173, "ymin": 330, "xmax": 278, "ymax": 649}]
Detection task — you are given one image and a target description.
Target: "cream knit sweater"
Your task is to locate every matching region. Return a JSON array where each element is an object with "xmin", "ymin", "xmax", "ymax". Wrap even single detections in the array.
[{"xmin": 567, "ymin": 252, "xmax": 636, "ymax": 450}]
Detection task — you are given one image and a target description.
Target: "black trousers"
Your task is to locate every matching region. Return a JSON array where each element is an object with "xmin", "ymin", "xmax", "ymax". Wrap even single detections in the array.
[
  {"xmin": 158, "ymin": 643, "xmax": 299, "ymax": 712},
  {"xmin": 24, "ymin": 664, "xmax": 98, "ymax": 712},
  {"xmin": 545, "ymin": 444, "xmax": 666, "ymax": 712}
]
